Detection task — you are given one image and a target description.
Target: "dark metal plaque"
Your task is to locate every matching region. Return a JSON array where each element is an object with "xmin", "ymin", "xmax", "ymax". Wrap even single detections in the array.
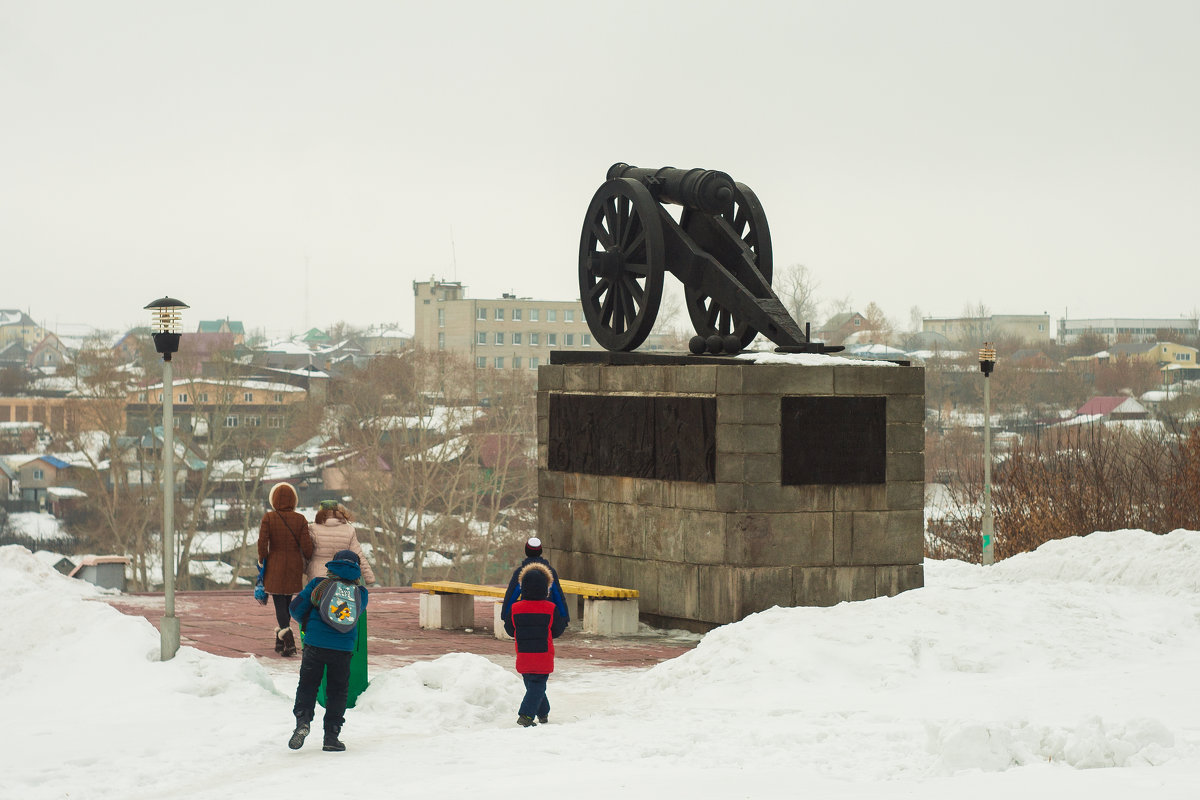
[{"xmin": 780, "ymin": 396, "xmax": 886, "ymax": 485}]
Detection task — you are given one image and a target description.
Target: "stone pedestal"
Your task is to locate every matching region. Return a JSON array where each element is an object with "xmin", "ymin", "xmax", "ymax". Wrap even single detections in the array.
[
  {"xmin": 537, "ymin": 354, "xmax": 925, "ymax": 631},
  {"xmin": 583, "ymin": 598, "xmax": 640, "ymax": 635},
  {"xmin": 418, "ymin": 592, "xmax": 475, "ymax": 630}
]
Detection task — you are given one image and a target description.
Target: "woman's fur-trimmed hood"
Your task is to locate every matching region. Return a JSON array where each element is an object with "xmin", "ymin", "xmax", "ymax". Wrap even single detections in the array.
[
  {"xmin": 269, "ymin": 482, "xmax": 298, "ymax": 512},
  {"xmin": 517, "ymin": 562, "xmax": 554, "ymax": 601}
]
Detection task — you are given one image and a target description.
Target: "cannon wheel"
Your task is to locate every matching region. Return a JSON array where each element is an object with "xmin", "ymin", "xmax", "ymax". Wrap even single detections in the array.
[
  {"xmin": 681, "ymin": 182, "xmax": 773, "ymax": 349},
  {"xmin": 578, "ymin": 178, "xmax": 666, "ymax": 352}
]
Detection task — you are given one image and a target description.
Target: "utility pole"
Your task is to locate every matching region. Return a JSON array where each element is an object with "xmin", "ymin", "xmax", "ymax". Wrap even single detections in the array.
[{"xmin": 979, "ymin": 342, "xmax": 997, "ymax": 566}]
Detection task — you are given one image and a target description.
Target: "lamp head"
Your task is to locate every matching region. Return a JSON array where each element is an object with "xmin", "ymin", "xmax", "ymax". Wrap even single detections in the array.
[
  {"xmin": 145, "ymin": 297, "xmax": 189, "ymax": 360},
  {"xmin": 979, "ymin": 342, "xmax": 997, "ymax": 377}
]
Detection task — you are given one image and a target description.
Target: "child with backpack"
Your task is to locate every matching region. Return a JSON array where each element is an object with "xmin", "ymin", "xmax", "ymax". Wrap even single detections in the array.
[
  {"xmin": 286, "ymin": 549, "xmax": 368, "ymax": 752},
  {"xmin": 502, "ymin": 562, "xmax": 567, "ymax": 727}
]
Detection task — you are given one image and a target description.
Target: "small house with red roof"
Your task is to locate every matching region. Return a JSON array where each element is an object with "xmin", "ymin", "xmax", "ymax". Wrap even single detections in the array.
[{"xmin": 1073, "ymin": 396, "xmax": 1149, "ymax": 421}]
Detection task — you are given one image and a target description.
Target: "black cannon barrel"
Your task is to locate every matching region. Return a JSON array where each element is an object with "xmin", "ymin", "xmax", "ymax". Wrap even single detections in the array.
[{"xmin": 607, "ymin": 163, "xmax": 735, "ymax": 215}]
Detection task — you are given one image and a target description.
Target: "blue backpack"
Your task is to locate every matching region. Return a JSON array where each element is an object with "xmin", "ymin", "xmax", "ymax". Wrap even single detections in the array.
[{"xmin": 311, "ymin": 578, "xmax": 362, "ymax": 633}]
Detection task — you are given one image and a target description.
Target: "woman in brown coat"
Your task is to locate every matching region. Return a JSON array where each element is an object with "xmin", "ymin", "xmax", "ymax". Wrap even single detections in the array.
[{"xmin": 257, "ymin": 482, "xmax": 314, "ymax": 656}]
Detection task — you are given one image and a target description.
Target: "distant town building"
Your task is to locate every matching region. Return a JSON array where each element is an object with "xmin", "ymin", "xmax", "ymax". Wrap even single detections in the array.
[
  {"xmin": 1104, "ymin": 341, "xmax": 1198, "ymax": 367},
  {"xmin": 412, "ymin": 278, "xmax": 593, "ymax": 370},
  {"xmin": 1057, "ymin": 317, "xmax": 1198, "ymax": 344},
  {"xmin": 197, "ymin": 318, "xmax": 246, "ymax": 345},
  {"xmin": 922, "ymin": 314, "xmax": 1051, "ymax": 345},
  {"xmin": 125, "ymin": 378, "xmax": 308, "ymax": 438},
  {"xmin": 814, "ymin": 312, "xmax": 865, "ymax": 344},
  {"xmin": 0, "ymin": 310, "xmax": 44, "ymax": 350}
]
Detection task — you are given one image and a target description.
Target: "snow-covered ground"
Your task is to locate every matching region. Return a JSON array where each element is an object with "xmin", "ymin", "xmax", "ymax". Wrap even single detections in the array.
[{"xmin": 3, "ymin": 529, "xmax": 1199, "ymax": 799}]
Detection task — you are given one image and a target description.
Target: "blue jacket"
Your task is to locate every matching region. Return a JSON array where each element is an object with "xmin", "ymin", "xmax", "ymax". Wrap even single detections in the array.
[
  {"xmin": 289, "ymin": 559, "xmax": 368, "ymax": 652},
  {"xmin": 500, "ymin": 556, "xmax": 569, "ymax": 624}
]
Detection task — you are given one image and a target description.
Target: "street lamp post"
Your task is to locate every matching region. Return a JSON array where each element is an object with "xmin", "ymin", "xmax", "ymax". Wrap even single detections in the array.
[
  {"xmin": 146, "ymin": 297, "xmax": 188, "ymax": 660},
  {"xmin": 979, "ymin": 342, "xmax": 997, "ymax": 566}
]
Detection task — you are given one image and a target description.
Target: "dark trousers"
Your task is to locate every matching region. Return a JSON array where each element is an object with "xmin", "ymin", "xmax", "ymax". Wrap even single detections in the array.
[
  {"xmin": 293, "ymin": 645, "xmax": 353, "ymax": 732},
  {"xmin": 518, "ymin": 673, "xmax": 551, "ymax": 719},
  {"xmin": 272, "ymin": 594, "xmax": 293, "ymax": 629}
]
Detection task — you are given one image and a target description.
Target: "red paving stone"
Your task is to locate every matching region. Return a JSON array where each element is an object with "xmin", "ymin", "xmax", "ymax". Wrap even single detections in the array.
[{"xmin": 103, "ymin": 588, "xmax": 698, "ymax": 670}]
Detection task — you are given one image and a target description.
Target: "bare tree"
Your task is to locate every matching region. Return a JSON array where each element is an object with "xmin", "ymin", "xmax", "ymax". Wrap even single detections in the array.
[
  {"xmin": 860, "ymin": 301, "xmax": 895, "ymax": 344},
  {"xmin": 63, "ymin": 334, "xmax": 161, "ymax": 589},
  {"xmin": 776, "ymin": 263, "xmax": 821, "ymax": 326}
]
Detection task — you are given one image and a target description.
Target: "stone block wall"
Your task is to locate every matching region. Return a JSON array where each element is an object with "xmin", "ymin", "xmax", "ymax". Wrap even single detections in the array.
[{"xmin": 537, "ymin": 359, "xmax": 925, "ymax": 631}]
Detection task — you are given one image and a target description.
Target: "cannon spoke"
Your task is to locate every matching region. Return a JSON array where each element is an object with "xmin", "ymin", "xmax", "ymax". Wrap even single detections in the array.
[
  {"xmin": 623, "ymin": 227, "xmax": 646, "ymax": 261},
  {"xmin": 590, "ymin": 219, "xmax": 614, "ymax": 251},
  {"xmin": 603, "ymin": 198, "xmax": 621, "ymax": 244},
  {"xmin": 599, "ymin": 283, "xmax": 615, "ymax": 328}
]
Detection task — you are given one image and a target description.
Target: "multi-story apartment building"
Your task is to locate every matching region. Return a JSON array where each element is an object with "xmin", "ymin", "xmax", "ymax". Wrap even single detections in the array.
[
  {"xmin": 412, "ymin": 279, "xmax": 594, "ymax": 370},
  {"xmin": 922, "ymin": 314, "xmax": 1051, "ymax": 345},
  {"xmin": 1057, "ymin": 317, "xmax": 1199, "ymax": 344},
  {"xmin": 125, "ymin": 378, "xmax": 307, "ymax": 439}
]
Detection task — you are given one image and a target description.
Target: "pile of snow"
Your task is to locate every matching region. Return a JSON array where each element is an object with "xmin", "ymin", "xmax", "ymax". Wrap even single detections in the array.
[
  {"xmin": 3, "ymin": 530, "xmax": 1200, "ymax": 798},
  {"xmin": 5, "ymin": 511, "xmax": 71, "ymax": 542}
]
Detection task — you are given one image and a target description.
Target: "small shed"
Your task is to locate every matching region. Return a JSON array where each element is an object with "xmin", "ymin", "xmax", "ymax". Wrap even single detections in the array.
[{"xmin": 69, "ymin": 556, "xmax": 131, "ymax": 591}]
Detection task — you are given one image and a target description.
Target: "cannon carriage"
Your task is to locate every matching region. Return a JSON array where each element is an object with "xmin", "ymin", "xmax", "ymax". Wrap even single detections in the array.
[{"xmin": 578, "ymin": 163, "xmax": 840, "ymax": 355}]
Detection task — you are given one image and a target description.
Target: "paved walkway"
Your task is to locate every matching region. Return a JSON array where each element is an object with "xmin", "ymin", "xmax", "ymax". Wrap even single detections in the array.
[{"xmin": 103, "ymin": 588, "xmax": 699, "ymax": 672}]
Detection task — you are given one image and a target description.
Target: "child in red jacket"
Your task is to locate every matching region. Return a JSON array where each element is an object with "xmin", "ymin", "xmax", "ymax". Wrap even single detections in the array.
[{"xmin": 503, "ymin": 562, "xmax": 567, "ymax": 727}]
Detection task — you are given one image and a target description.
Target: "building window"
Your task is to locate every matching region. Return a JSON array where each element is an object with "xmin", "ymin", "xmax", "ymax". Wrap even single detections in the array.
[
  {"xmin": 530, "ymin": 309, "xmax": 539, "ymax": 322},
  {"xmin": 495, "ymin": 308, "xmax": 505, "ymax": 321},
  {"xmin": 438, "ymin": 332, "xmax": 445, "ymax": 350},
  {"xmin": 267, "ymin": 416, "xmax": 283, "ymax": 428},
  {"xmin": 565, "ymin": 334, "xmax": 574, "ymax": 346},
  {"xmin": 513, "ymin": 357, "xmax": 522, "ymax": 369},
  {"xmin": 495, "ymin": 357, "xmax": 504, "ymax": 368},
  {"xmin": 243, "ymin": 392, "xmax": 254, "ymax": 402},
  {"xmin": 531, "ymin": 333, "xmax": 540, "ymax": 346},
  {"xmin": 178, "ymin": 393, "xmax": 187, "ymax": 403},
  {"xmin": 548, "ymin": 333, "xmax": 558, "ymax": 347},
  {"xmin": 495, "ymin": 332, "xmax": 505, "ymax": 346},
  {"xmin": 565, "ymin": 309, "xmax": 575, "ymax": 322},
  {"xmin": 583, "ymin": 334, "xmax": 592, "ymax": 347},
  {"xmin": 476, "ymin": 356, "xmax": 487, "ymax": 369},
  {"xmin": 33, "ymin": 469, "xmax": 44, "ymax": 480},
  {"xmin": 138, "ymin": 392, "xmax": 147, "ymax": 402},
  {"xmin": 529, "ymin": 357, "xmax": 539, "ymax": 369},
  {"xmin": 477, "ymin": 332, "xmax": 488, "ymax": 345},
  {"xmin": 158, "ymin": 393, "xmax": 163, "ymax": 402},
  {"xmin": 225, "ymin": 415, "xmax": 240, "ymax": 427},
  {"xmin": 513, "ymin": 332, "xmax": 523, "ymax": 345},
  {"xmin": 245, "ymin": 415, "xmax": 261, "ymax": 427},
  {"xmin": 513, "ymin": 308, "xmax": 522, "ymax": 321},
  {"xmin": 197, "ymin": 392, "xmax": 208, "ymax": 402},
  {"xmin": 548, "ymin": 309, "xmax": 557, "ymax": 322},
  {"xmin": 438, "ymin": 308, "xmax": 445, "ymax": 327},
  {"xmin": 477, "ymin": 307, "xmax": 487, "ymax": 320}
]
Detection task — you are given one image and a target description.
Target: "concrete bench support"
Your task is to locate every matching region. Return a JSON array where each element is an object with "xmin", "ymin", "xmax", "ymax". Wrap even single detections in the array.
[
  {"xmin": 583, "ymin": 598, "xmax": 639, "ymax": 635},
  {"xmin": 493, "ymin": 602, "xmax": 512, "ymax": 641},
  {"xmin": 419, "ymin": 592, "xmax": 475, "ymax": 630}
]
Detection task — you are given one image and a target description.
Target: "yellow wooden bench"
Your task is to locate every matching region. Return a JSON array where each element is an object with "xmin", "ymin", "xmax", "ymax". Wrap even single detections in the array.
[{"xmin": 411, "ymin": 578, "xmax": 639, "ymax": 636}]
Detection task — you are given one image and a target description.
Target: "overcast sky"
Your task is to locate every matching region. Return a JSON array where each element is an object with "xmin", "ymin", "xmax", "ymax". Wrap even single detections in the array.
[{"xmin": 2, "ymin": 1, "xmax": 1197, "ymax": 340}]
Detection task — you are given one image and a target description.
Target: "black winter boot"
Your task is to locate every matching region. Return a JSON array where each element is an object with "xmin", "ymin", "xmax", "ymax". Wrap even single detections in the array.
[
  {"xmin": 322, "ymin": 728, "xmax": 345, "ymax": 752},
  {"xmin": 274, "ymin": 628, "xmax": 285, "ymax": 654},
  {"xmin": 280, "ymin": 628, "xmax": 297, "ymax": 657},
  {"xmin": 288, "ymin": 722, "xmax": 310, "ymax": 750},
  {"xmin": 517, "ymin": 714, "xmax": 537, "ymax": 727}
]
